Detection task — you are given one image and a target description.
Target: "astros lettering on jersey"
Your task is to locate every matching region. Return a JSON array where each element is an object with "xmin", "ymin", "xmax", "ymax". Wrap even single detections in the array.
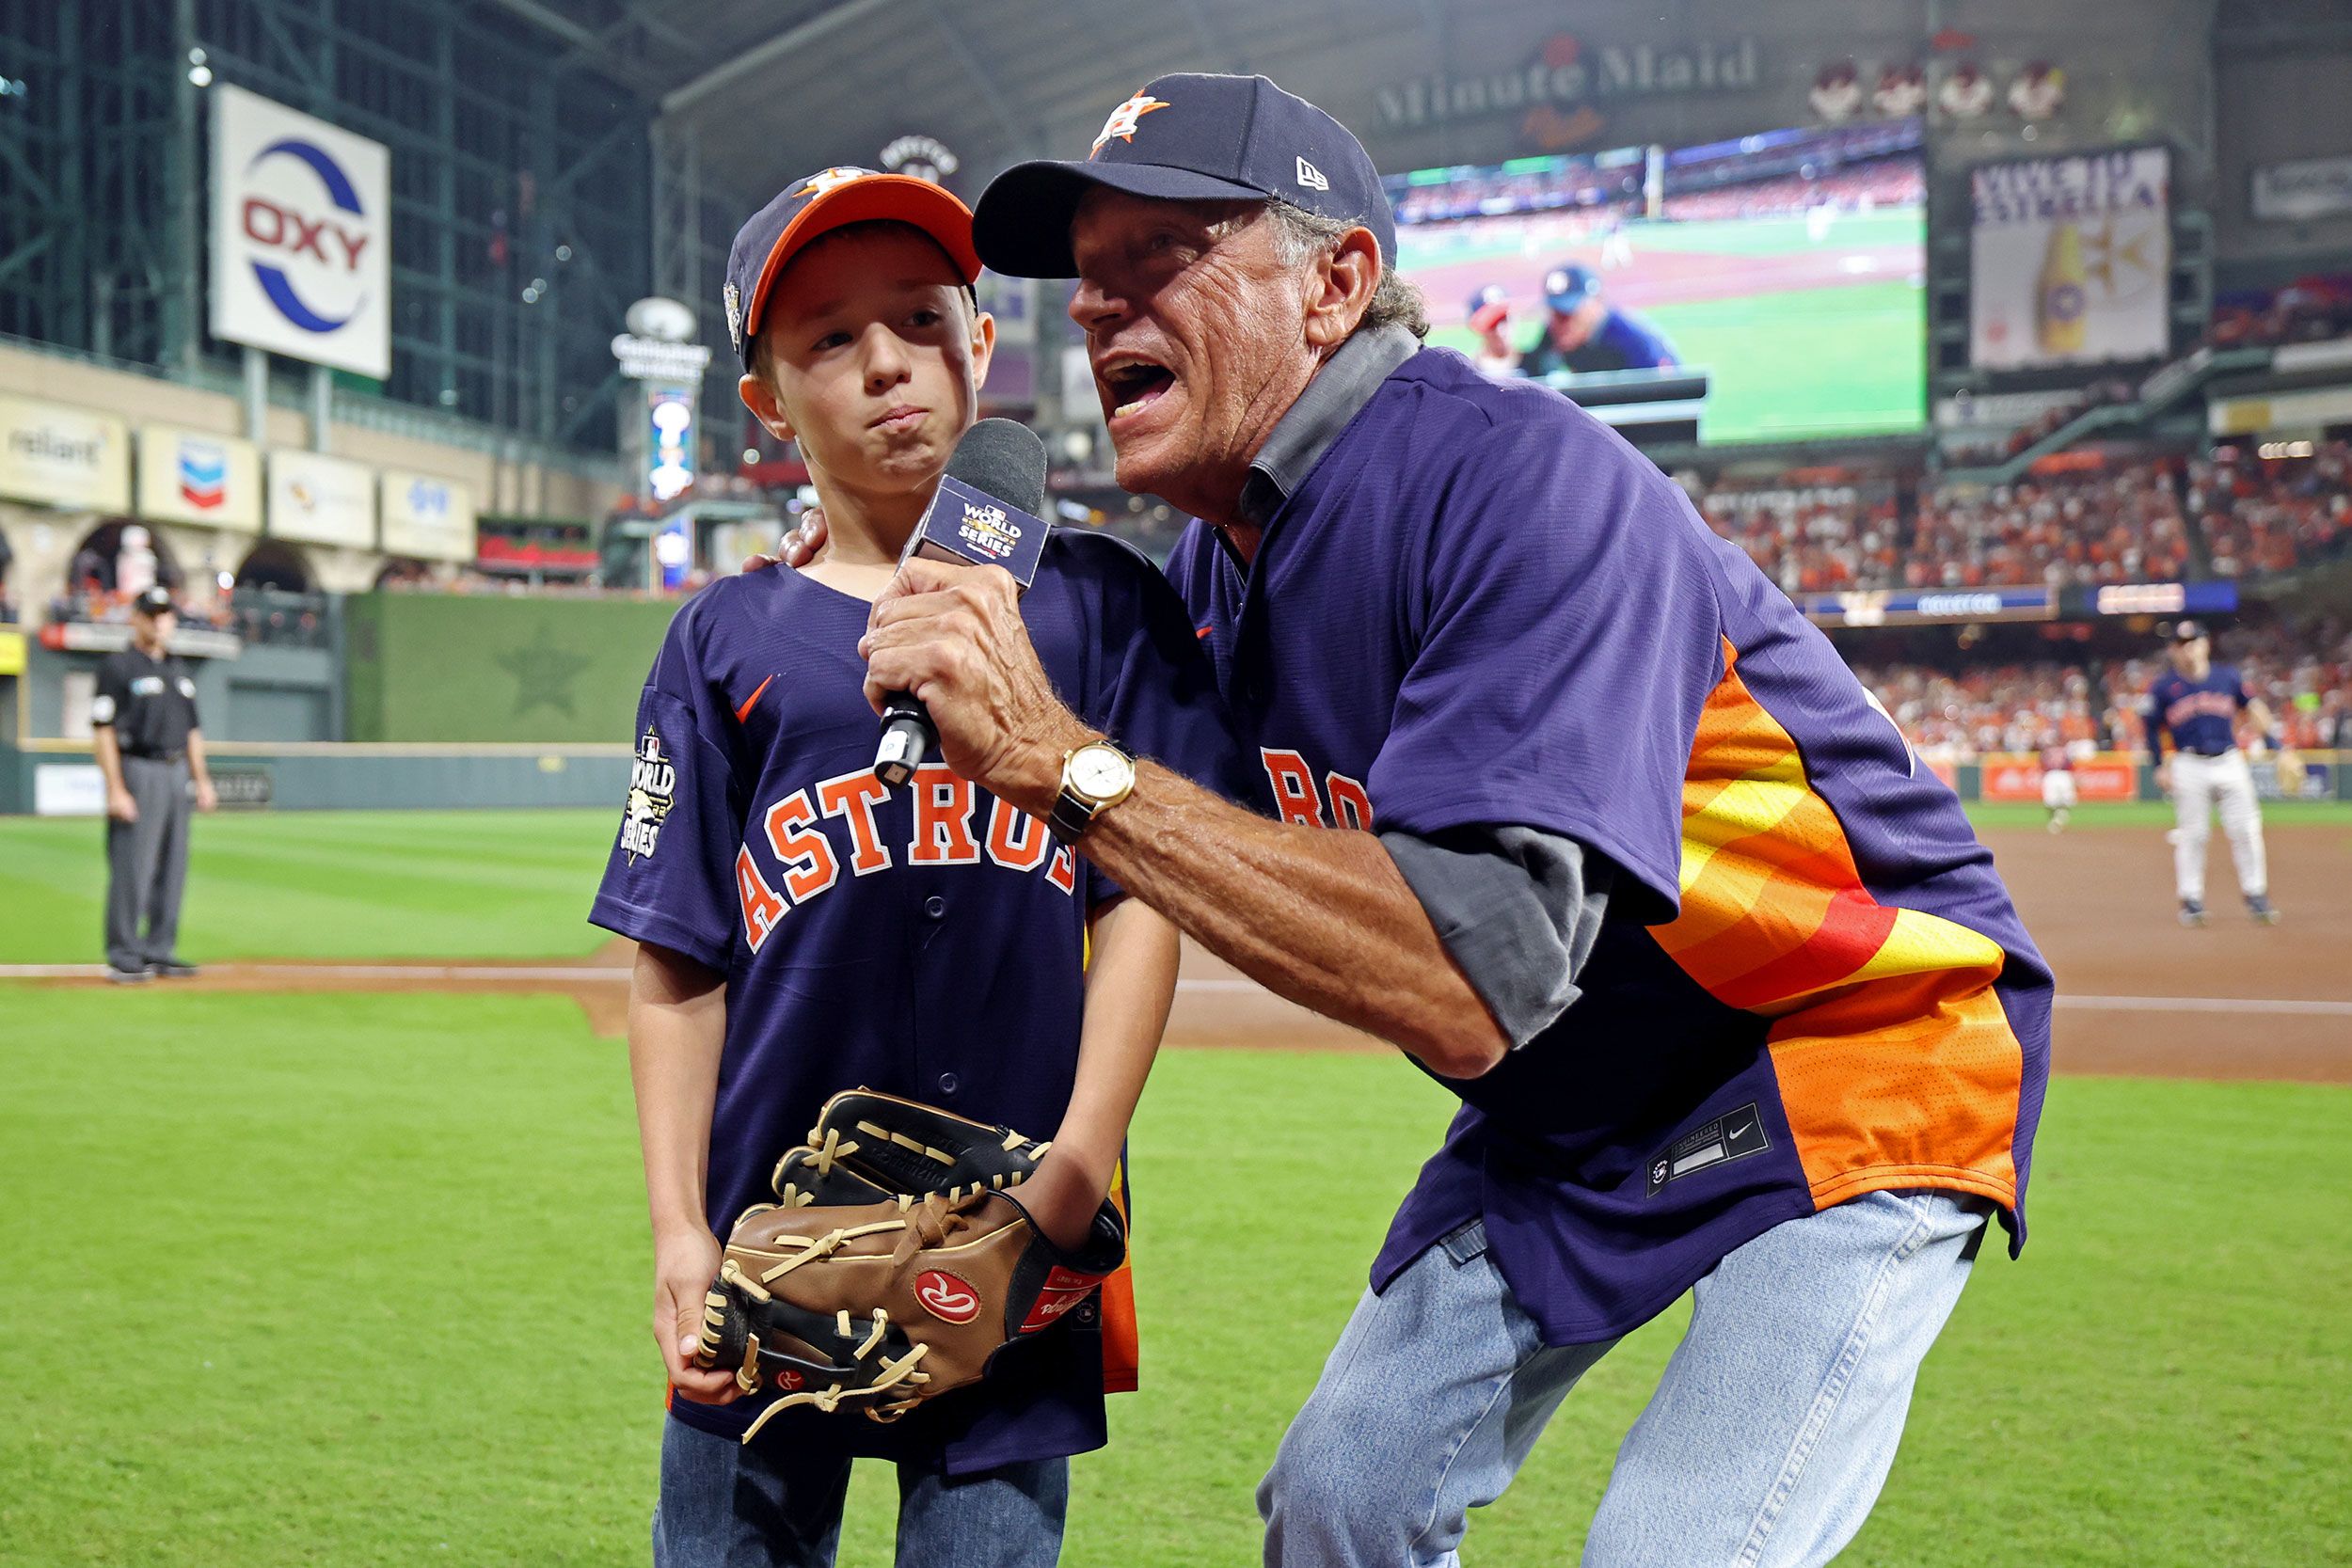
[{"xmin": 591, "ymin": 531, "xmax": 1247, "ymax": 1465}]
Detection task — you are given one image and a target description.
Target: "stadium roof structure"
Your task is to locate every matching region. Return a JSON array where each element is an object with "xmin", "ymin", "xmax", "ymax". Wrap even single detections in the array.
[{"xmin": 482, "ymin": 0, "xmax": 1448, "ymax": 201}]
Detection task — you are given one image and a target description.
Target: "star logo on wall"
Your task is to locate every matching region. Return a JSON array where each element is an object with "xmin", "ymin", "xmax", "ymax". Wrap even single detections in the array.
[{"xmin": 495, "ymin": 626, "xmax": 593, "ymax": 717}]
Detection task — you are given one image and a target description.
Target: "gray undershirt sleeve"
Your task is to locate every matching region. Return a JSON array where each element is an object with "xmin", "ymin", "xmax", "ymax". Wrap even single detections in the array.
[{"xmin": 1379, "ymin": 826, "xmax": 1614, "ymax": 1051}]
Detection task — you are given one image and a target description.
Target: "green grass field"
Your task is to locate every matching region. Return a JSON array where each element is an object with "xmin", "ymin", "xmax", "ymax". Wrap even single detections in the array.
[
  {"xmin": 3, "ymin": 808, "xmax": 2350, "ymax": 1563},
  {"xmin": 0, "ymin": 810, "xmax": 618, "ymax": 963}
]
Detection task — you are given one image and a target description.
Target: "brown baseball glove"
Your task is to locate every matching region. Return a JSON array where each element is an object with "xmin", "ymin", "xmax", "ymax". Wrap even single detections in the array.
[{"xmin": 691, "ymin": 1089, "xmax": 1121, "ymax": 1439}]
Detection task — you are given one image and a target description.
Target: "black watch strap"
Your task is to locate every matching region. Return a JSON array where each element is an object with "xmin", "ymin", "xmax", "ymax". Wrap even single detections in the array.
[{"xmin": 1046, "ymin": 791, "xmax": 1096, "ymax": 847}]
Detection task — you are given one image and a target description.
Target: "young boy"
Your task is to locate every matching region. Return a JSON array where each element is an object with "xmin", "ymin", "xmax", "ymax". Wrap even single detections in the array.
[{"xmin": 589, "ymin": 168, "xmax": 1241, "ymax": 1566}]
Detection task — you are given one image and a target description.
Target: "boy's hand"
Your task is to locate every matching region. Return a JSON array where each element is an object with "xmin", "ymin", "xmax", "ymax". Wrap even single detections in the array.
[
  {"xmin": 655, "ymin": 1225, "xmax": 742, "ymax": 1404},
  {"xmin": 1016, "ymin": 1147, "xmax": 1114, "ymax": 1254},
  {"xmin": 741, "ymin": 508, "xmax": 828, "ymax": 574}
]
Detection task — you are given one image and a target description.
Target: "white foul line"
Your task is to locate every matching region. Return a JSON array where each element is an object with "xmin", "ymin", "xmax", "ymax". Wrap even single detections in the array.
[{"xmin": 2054, "ymin": 993, "xmax": 2352, "ymax": 1017}]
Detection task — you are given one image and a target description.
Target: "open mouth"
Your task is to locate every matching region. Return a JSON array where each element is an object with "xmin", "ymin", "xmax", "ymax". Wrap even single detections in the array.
[{"xmin": 1100, "ymin": 357, "xmax": 1176, "ymax": 421}]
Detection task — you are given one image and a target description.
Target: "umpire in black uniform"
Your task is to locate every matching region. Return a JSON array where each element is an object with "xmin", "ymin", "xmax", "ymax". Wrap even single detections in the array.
[{"xmin": 92, "ymin": 585, "xmax": 216, "ymax": 981}]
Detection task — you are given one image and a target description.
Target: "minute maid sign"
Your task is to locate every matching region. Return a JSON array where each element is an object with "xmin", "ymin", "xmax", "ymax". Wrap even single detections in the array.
[{"xmin": 210, "ymin": 84, "xmax": 391, "ymax": 380}]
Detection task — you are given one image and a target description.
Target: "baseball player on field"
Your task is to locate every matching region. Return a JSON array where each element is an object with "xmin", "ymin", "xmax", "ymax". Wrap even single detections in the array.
[
  {"xmin": 841, "ymin": 73, "xmax": 2055, "ymax": 1568},
  {"xmin": 2038, "ymin": 733, "xmax": 2077, "ymax": 833},
  {"xmin": 2143, "ymin": 619, "xmax": 2280, "ymax": 926},
  {"xmin": 589, "ymin": 166, "xmax": 1242, "ymax": 1567}
]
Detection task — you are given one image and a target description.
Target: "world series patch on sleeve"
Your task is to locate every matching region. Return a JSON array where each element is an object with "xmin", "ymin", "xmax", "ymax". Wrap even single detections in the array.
[{"xmin": 692, "ymin": 1089, "xmax": 1127, "ymax": 1440}]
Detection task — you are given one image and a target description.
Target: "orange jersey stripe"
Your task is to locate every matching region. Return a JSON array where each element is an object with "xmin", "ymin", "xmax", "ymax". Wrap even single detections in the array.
[{"xmin": 1656, "ymin": 641, "xmax": 2023, "ymax": 1209}]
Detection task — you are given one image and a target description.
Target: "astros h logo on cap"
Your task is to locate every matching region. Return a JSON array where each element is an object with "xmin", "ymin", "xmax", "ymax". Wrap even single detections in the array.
[
  {"xmin": 1090, "ymin": 92, "xmax": 1170, "ymax": 158},
  {"xmin": 973, "ymin": 72, "xmax": 1398, "ymax": 279}
]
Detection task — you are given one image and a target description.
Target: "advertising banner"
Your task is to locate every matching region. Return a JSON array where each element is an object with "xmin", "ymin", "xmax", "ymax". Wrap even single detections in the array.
[
  {"xmin": 1979, "ymin": 752, "xmax": 2138, "ymax": 803},
  {"xmin": 1796, "ymin": 586, "xmax": 2054, "ymax": 627},
  {"xmin": 380, "ymin": 469, "xmax": 476, "ymax": 562},
  {"xmin": 1970, "ymin": 148, "xmax": 2170, "ymax": 370},
  {"xmin": 137, "ymin": 423, "xmax": 262, "ymax": 531},
  {"xmin": 210, "ymin": 83, "xmax": 392, "ymax": 379},
  {"xmin": 0, "ymin": 395, "xmax": 130, "ymax": 511},
  {"xmin": 35, "ymin": 764, "xmax": 107, "ymax": 816},
  {"xmin": 267, "ymin": 450, "xmax": 375, "ymax": 547},
  {"xmin": 2250, "ymin": 155, "xmax": 2352, "ymax": 224}
]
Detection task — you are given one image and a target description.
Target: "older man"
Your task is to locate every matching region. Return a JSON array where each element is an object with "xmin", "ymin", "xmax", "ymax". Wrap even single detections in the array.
[{"xmin": 853, "ymin": 74, "xmax": 2051, "ymax": 1568}]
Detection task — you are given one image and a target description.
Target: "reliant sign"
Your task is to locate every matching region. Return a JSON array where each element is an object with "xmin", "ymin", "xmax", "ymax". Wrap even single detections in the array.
[
  {"xmin": 0, "ymin": 395, "xmax": 130, "ymax": 512},
  {"xmin": 210, "ymin": 83, "xmax": 392, "ymax": 379},
  {"xmin": 136, "ymin": 423, "xmax": 262, "ymax": 531},
  {"xmin": 1374, "ymin": 35, "xmax": 1758, "ymax": 131}
]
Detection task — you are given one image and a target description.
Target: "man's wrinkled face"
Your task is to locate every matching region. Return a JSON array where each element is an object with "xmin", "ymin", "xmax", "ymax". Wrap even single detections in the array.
[{"xmin": 1067, "ymin": 190, "xmax": 1316, "ymax": 517}]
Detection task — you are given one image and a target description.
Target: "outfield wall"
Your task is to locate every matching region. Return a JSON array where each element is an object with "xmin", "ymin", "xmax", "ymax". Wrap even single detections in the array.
[
  {"xmin": 343, "ymin": 593, "xmax": 678, "ymax": 744},
  {"xmin": 0, "ymin": 742, "xmax": 628, "ymax": 816},
  {"xmin": 5, "ymin": 740, "xmax": 2344, "ymax": 816}
]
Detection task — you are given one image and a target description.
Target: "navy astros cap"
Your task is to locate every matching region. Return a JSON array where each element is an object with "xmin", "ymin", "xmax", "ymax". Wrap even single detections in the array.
[
  {"xmin": 973, "ymin": 73, "xmax": 1396, "ymax": 278},
  {"xmin": 723, "ymin": 167, "xmax": 982, "ymax": 370},
  {"xmin": 132, "ymin": 585, "xmax": 175, "ymax": 616},
  {"xmin": 1544, "ymin": 263, "xmax": 1600, "ymax": 313},
  {"xmin": 2170, "ymin": 619, "xmax": 2209, "ymax": 641}
]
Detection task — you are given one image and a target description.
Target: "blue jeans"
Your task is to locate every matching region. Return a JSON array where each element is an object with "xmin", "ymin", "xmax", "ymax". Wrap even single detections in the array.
[
  {"xmin": 1259, "ymin": 1190, "xmax": 1990, "ymax": 1567},
  {"xmin": 653, "ymin": 1417, "xmax": 1069, "ymax": 1568}
]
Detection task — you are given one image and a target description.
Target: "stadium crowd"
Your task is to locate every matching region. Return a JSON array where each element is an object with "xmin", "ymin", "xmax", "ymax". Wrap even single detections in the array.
[
  {"xmin": 1659, "ymin": 158, "xmax": 1923, "ymax": 221},
  {"xmin": 1689, "ymin": 483, "xmax": 1901, "ymax": 594},
  {"xmin": 1854, "ymin": 619, "xmax": 2350, "ymax": 763},
  {"xmin": 2188, "ymin": 440, "xmax": 2352, "ymax": 578},
  {"xmin": 1905, "ymin": 465, "xmax": 2198, "ymax": 588},
  {"xmin": 1678, "ymin": 448, "xmax": 2352, "ymax": 595}
]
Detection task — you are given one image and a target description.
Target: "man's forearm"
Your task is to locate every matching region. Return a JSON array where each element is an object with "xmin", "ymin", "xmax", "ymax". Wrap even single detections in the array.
[
  {"xmin": 1081, "ymin": 762, "xmax": 1509, "ymax": 1078},
  {"xmin": 186, "ymin": 729, "xmax": 212, "ymax": 786},
  {"xmin": 628, "ymin": 944, "xmax": 727, "ymax": 1238}
]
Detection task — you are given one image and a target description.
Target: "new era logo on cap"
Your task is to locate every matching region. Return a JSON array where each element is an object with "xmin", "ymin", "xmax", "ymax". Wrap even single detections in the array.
[{"xmin": 973, "ymin": 73, "xmax": 1397, "ymax": 278}]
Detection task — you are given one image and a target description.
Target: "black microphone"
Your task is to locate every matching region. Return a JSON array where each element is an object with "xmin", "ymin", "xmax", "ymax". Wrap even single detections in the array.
[{"xmin": 874, "ymin": 419, "xmax": 1053, "ymax": 788}]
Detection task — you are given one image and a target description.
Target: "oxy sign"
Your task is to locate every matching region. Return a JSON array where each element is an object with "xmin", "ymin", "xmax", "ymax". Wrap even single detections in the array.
[{"xmin": 210, "ymin": 84, "xmax": 391, "ymax": 379}]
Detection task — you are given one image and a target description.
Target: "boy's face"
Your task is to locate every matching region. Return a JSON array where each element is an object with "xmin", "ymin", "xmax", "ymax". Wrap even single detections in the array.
[{"xmin": 739, "ymin": 225, "xmax": 993, "ymax": 501}]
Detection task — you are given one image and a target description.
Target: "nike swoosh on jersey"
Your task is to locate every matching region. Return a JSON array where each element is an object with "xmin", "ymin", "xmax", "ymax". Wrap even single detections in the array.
[{"xmin": 734, "ymin": 674, "xmax": 775, "ymax": 724}]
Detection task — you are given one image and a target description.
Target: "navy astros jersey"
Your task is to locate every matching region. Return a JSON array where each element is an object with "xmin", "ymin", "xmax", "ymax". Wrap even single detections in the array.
[
  {"xmin": 1168, "ymin": 345, "xmax": 2050, "ymax": 1347},
  {"xmin": 2144, "ymin": 666, "xmax": 2250, "ymax": 757},
  {"xmin": 591, "ymin": 532, "xmax": 1242, "ymax": 1472}
]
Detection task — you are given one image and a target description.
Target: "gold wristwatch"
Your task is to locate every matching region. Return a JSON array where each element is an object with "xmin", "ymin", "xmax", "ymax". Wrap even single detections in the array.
[{"xmin": 1047, "ymin": 739, "xmax": 1136, "ymax": 845}]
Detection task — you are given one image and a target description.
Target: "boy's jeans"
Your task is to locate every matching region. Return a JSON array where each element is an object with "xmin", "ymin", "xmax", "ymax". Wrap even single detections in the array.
[{"xmin": 654, "ymin": 1418, "xmax": 1067, "ymax": 1568}]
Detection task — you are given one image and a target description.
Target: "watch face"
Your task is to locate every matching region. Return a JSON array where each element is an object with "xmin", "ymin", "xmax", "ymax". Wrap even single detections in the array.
[{"xmin": 1069, "ymin": 744, "xmax": 1133, "ymax": 799}]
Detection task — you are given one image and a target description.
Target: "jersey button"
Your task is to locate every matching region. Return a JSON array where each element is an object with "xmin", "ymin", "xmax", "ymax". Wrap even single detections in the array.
[
  {"xmin": 937, "ymin": 1072, "xmax": 960, "ymax": 1096},
  {"xmin": 924, "ymin": 895, "xmax": 946, "ymax": 919}
]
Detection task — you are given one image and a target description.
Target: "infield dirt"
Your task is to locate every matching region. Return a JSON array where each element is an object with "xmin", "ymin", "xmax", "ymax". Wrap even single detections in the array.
[{"xmin": 32, "ymin": 822, "xmax": 2351, "ymax": 1083}]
